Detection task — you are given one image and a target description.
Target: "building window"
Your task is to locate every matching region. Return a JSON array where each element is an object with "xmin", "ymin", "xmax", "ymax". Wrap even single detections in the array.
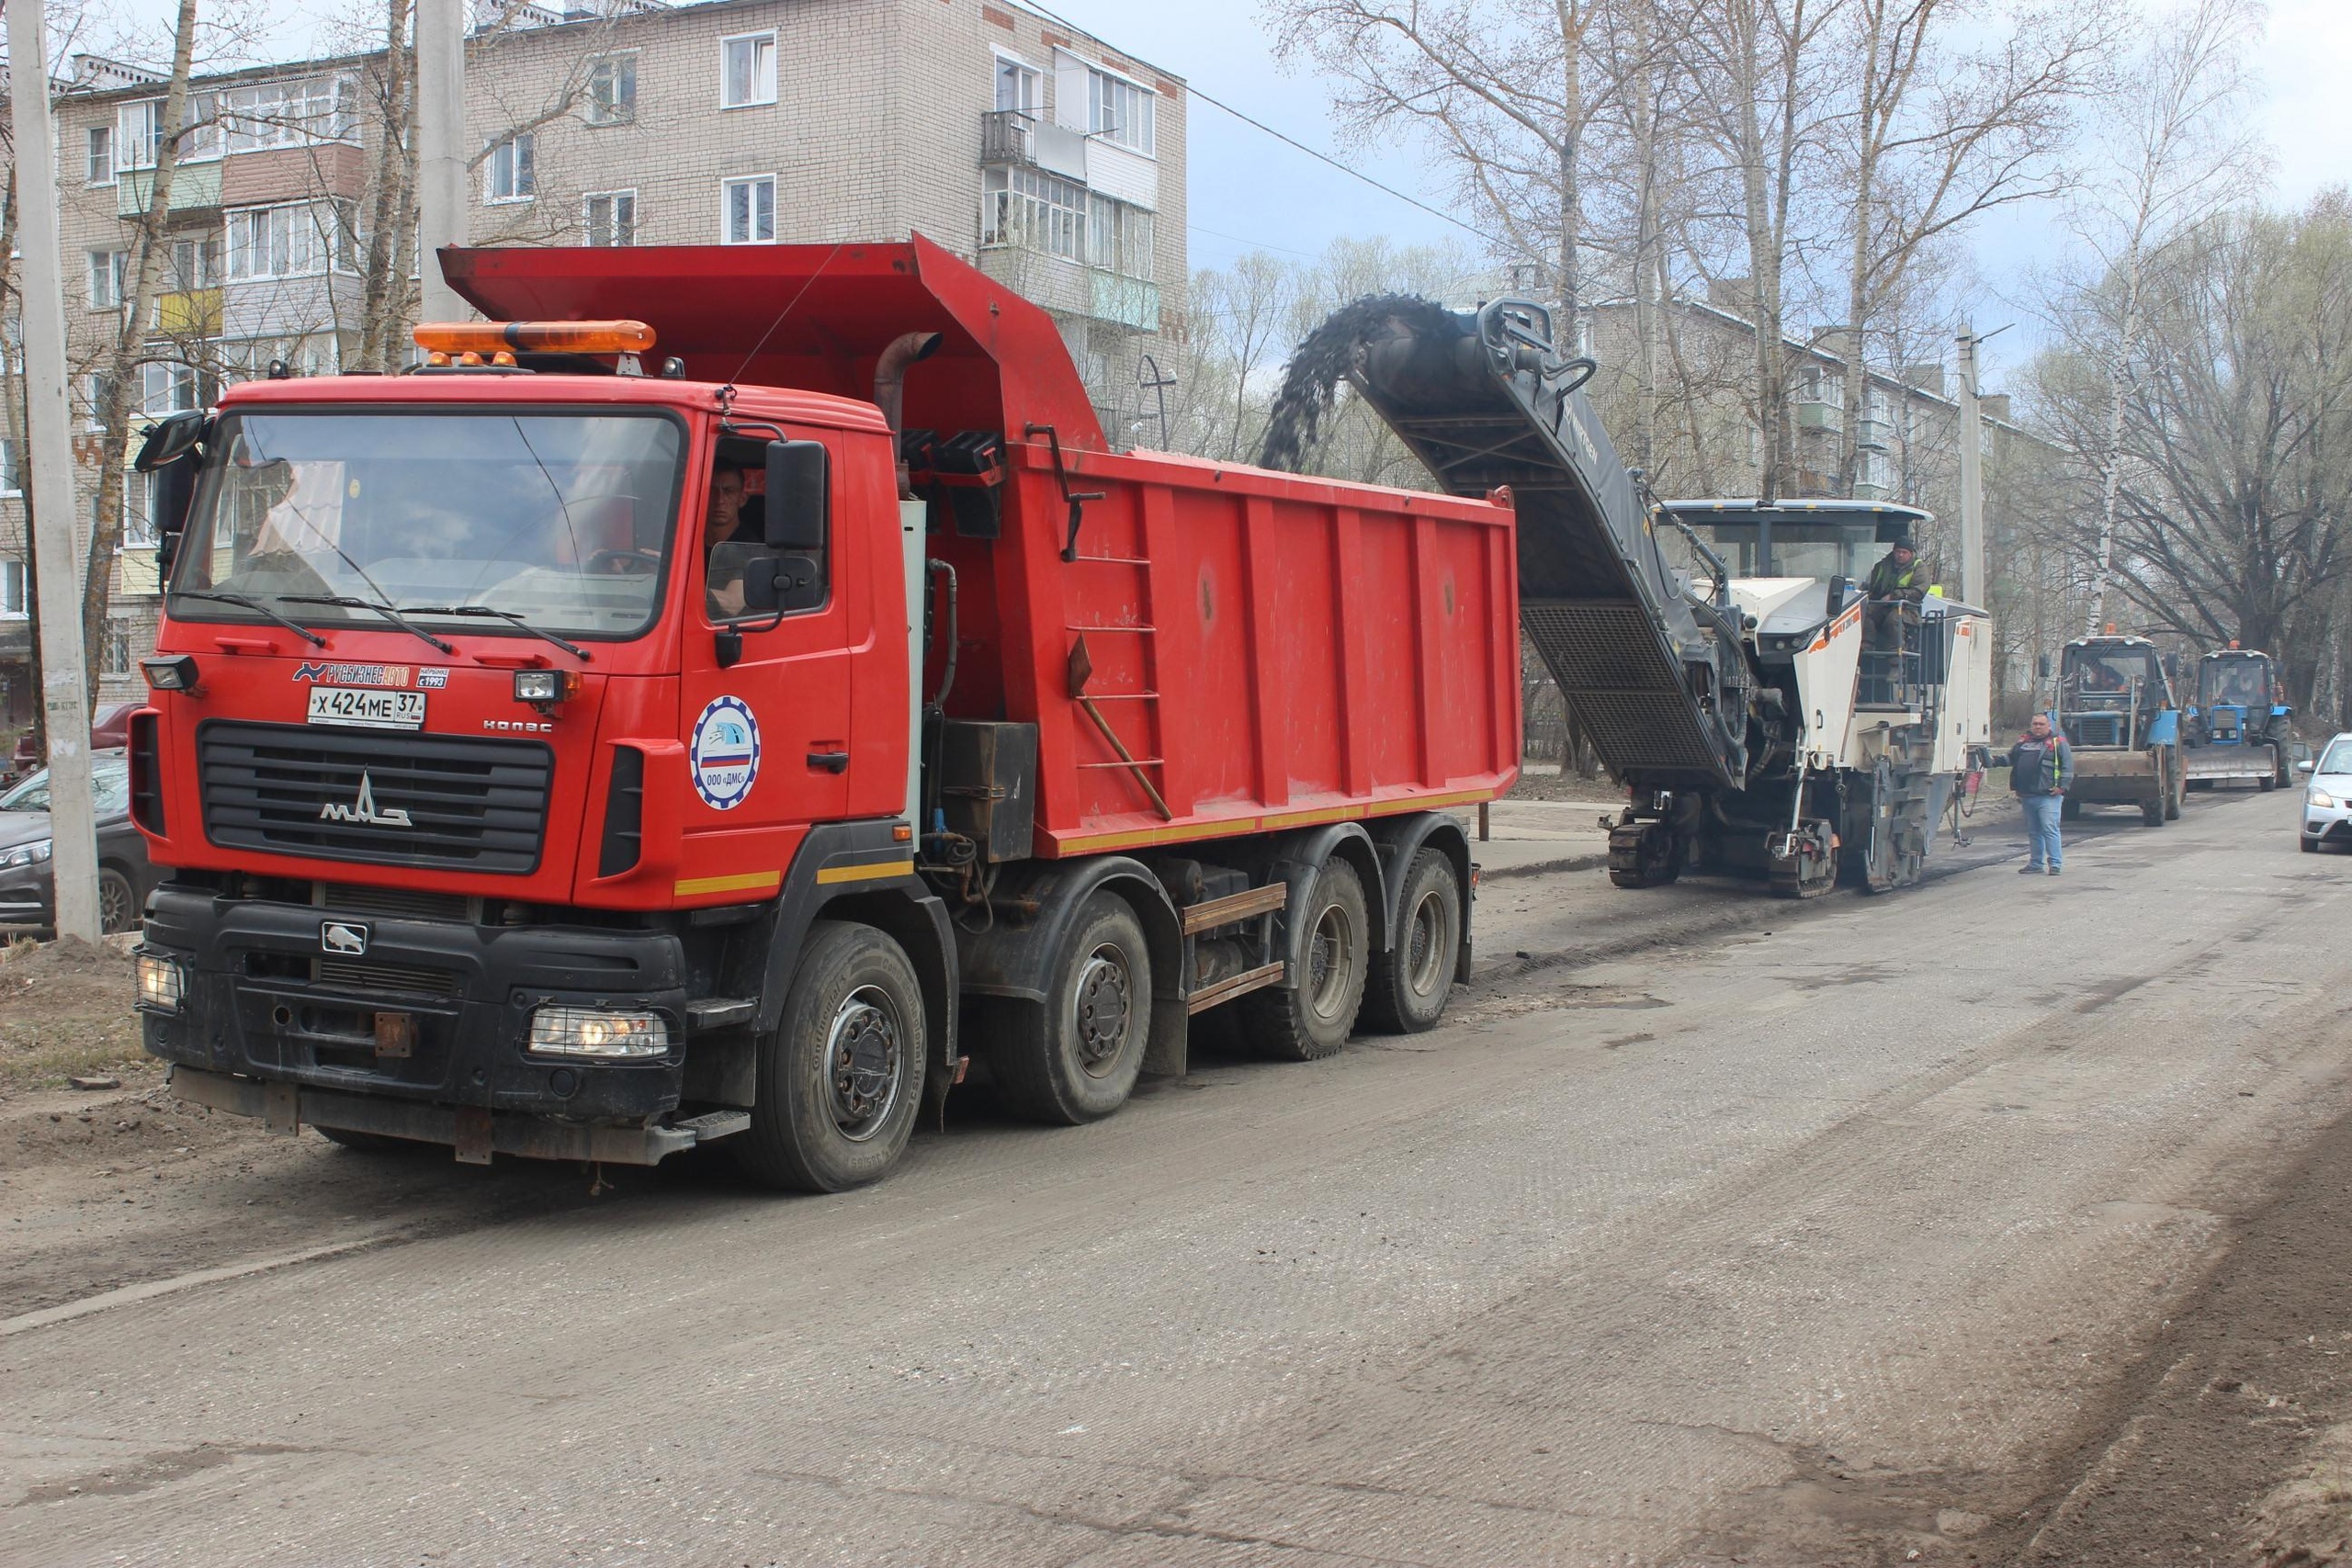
[
  {"xmin": 117, "ymin": 100, "xmax": 164, "ymax": 171},
  {"xmin": 722, "ymin": 32, "xmax": 777, "ymax": 108},
  {"xmin": 586, "ymin": 53, "xmax": 637, "ymax": 125},
  {"xmin": 485, "ymin": 132, "xmax": 537, "ymax": 203},
  {"xmin": 88, "ymin": 248, "xmax": 130, "ymax": 310},
  {"xmin": 225, "ymin": 202, "xmax": 355, "ymax": 281},
  {"xmin": 584, "ymin": 190, "xmax": 637, "ymax": 247},
  {"xmin": 104, "ymin": 626, "xmax": 132, "ymax": 677},
  {"xmin": 1087, "ymin": 194, "xmax": 1154, "ymax": 280},
  {"xmin": 721, "ymin": 175, "xmax": 775, "ymax": 244},
  {"xmin": 218, "ymin": 77, "xmax": 356, "ymax": 155},
  {"xmin": 0, "ymin": 561, "xmax": 25, "ymax": 617},
  {"xmin": 141, "ymin": 361, "xmax": 198, "ymax": 417},
  {"xmin": 982, "ymin": 166, "xmax": 1084, "ymax": 261},
  {"xmin": 0, "ymin": 438, "xmax": 17, "ymax": 497},
  {"xmin": 1089, "ymin": 67, "xmax": 1155, "ymax": 156},
  {"xmin": 168, "ymin": 234, "xmax": 222, "ymax": 292},
  {"xmin": 86, "ymin": 126, "xmax": 115, "ymax": 186},
  {"xmin": 995, "ymin": 55, "xmax": 1040, "ymax": 114},
  {"xmin": 83, "ymin": 374, "xmax": 116, "ymax": 431}
]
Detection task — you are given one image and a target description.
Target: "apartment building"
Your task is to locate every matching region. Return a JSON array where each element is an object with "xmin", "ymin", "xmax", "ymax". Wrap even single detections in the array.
[{"xmin": 11, "ymin": 0, "xmax": 1186, "ymax": 706}]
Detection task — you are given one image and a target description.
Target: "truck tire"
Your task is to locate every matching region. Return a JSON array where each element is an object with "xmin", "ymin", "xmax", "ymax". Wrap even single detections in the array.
[
  {"xmin": 2165, "ymin": 756, "xmax": 2184, "ymax": 819},
  {"xmin": 2061, "ymin": 795, "xmax": 2081, "ymax": 821},
  {"xmin": 1244, "ymin": 858, "xmax": 1369, "ymax": 1061},
  {"xmin": 2142, "ymin": 795, "xmax": 2165, "ymax": 827},
  {"xmin": 990, "ymin": 892, "xmax": 1152, "ymax": 1125},
  {"xmin": 1360, "ymin": 849, "xmax": 1460, "ymax": 1034},
  {"xmin": 732, "ymin": 920, "xmax": 925, "ymax": 1193}
]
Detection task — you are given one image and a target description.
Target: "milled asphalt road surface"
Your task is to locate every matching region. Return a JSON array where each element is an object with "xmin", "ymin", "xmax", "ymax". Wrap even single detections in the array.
[{"xmin": 1, "ymin": 787, "xmax": 2340, "ymax": 1565}]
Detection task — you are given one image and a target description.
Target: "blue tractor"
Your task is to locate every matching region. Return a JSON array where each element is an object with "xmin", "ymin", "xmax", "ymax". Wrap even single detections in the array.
[
  {"xmin": 2052, "ymin": 636, "xmax": 2182, "ymax": 826},
  {"xmin": 2183, "ymin": 646, "xmax": 2293, "ymax": 790}
]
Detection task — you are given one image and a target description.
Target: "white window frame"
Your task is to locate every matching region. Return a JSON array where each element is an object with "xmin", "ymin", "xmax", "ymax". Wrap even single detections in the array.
[
  {"xmin": 0, "ymin": 437, "xmax": 18, "ymax": 499},
  {"xmin": 0, "ymin": 560, "xmax": 26, "ymax": 618},
  {"xmin": 224, "ymin": 202, "xmax": 354, "ymax": 283},
  {"xmin": 1087, "ymin": 64, "xmax": 1156, "ymax": 157},
  {"xmin": 87, "ymin": 248, "xmax": 130, "ymax": 310},
  {"xmin": 116, "ymin": 100, "xmax": 164, "ymax": 172},
  {"xmin": 217, "ymin": 76, "xmax": 358, "ymax": 156},
  {"xmin": 86, "ymin": 124, "xmax": 115, "ymax": 186},
  {"xmin": 586, "ymin": 52, "xmax": 638, "ymax": 126},
  {"xmin": 141, "ymin": 360, "xmax": 198, "ymax": 418},
  {"xmin": 993, "ymin": 52, "xmax": 1041, "ymax": 115},
  {"xmin": 981, "ymin": 166, "xmax": 1084, "ymax": 261},
  {"xmin": 720, "ymin": 175, "xmax": 775, "ymax": 244},
  {"xmin": 485, "ymin": 131, "xmax": 537, "ymax": 204},
  {"xmin": 721, "ymin": 31, "xmax": 778, "ymax": 108},
  {"xmin": 583, "ymin": 188, "xmax": 638, "ymax": 247}
]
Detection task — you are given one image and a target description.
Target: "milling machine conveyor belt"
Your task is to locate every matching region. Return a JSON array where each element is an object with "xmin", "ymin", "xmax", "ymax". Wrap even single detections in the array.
[{"xmin": 1349, "ymin": 300, "xmax": 1747, "ymax": 790}]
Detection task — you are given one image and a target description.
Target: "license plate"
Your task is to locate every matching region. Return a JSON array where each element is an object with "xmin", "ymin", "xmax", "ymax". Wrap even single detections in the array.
[{"xmin": 306, "ymin": 686, "xmax": 425, "ymax": 730}]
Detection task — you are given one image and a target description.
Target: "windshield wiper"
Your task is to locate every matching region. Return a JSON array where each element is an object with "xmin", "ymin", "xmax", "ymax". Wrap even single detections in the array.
[
  {"xmin": 400, "ymin": 604, "xmax": 589, "ymax": 661},
  {"xmin": 167, "ymin": 590, "xmax": 329, "ymax": 649},
  {"xmin": 278, "ymin": 595, "xmax": 458, "ymax": 655}
]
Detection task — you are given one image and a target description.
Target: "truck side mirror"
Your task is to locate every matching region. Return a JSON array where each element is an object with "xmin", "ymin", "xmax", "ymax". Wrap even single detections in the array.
[
  {"xmin": 2036, "ymin": 654, "xmax": 2052, "ymax": 680},
  {"xmin": 2162, "ymin": 652, "xmax": 2180, "ymax": 679},
  {"xmin": 133, "ymin": 411, "xmax": 206, "ymax": 473},
  {"xmin": 764, "ymin": 440, "xmax": 828, "ymax": 551}
]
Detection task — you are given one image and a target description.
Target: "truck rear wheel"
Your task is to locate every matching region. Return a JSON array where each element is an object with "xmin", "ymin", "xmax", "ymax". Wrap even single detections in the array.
[
  {"xmin": 1361, "ymin": 850, "xmax": 1460, "ymax": 1034},
  {"xmin": 732, "ymin": 920, "xmax": 925, "ymax": 1193},
  {"xmin": 991, "ymin": 892, "xmax": 1152, "ymax": 1125},
  {"xmin": 2165, "ymin": 756, "xmax": 2184, "ymax": 819},
  {"xmin": 1245, "ymin": 859, "xmax": 1368, "ymax": 1061}
]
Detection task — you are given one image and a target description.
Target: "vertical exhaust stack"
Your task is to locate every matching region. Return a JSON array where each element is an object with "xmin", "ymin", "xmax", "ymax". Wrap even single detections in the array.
[{"xmin": 875, "ymin": 332, "xmax": 943, "ymax": 499}]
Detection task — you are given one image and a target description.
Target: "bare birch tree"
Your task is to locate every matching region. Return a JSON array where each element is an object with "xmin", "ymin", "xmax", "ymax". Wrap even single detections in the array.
[{"xmin": 2052, "ymin": 0, "xmax": 2266, "ymax": 635}]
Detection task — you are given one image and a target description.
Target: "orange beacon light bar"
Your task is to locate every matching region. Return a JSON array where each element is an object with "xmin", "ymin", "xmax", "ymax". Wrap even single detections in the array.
[{"xmin": 412, "ymin": 320, "xmax": 657, "ymax": 355}]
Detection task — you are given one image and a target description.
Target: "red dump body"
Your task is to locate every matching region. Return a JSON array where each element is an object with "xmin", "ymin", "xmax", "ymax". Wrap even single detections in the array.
[{"xmin": 448, "ymin": 237, "xmax": 1521, "ymax": 858}]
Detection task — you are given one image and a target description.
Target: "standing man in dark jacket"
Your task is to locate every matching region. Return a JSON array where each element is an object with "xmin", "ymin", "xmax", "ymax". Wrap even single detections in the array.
[
  {"xmin": 2008, "ymin": 712, "xmax": 2074, "ymax": 876},
  {"xmin": 1865, "ymin": 540, "xmax": 1928, "ymax": 649}
]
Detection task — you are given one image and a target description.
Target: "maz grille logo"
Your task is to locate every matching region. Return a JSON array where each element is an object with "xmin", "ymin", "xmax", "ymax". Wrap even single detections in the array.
[{"xmin": 319, "ymin": 771, "xmax": 413, "ymax": 829}]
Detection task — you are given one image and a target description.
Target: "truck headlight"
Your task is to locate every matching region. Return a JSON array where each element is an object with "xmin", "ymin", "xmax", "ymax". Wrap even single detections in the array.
[
  {"xmin": 136, "ymin": 950, "xmax": 187, "ymax": 1014},
  {"xmin": 0, "ymin": 839, "xmax": 52, "ymax": 870},
  {"xmin": 526, "ymin": 1004, "xmax": 670, "ymax": 1059}
]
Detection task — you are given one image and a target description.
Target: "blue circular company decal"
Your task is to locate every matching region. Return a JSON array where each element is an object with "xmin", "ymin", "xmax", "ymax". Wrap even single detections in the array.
[{"xmin": 690, "ymin": 696, "xmax": 761, "ymax": 810}]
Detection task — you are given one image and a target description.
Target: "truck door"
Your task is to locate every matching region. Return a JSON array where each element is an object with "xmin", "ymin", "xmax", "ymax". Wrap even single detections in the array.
[{"xmin": 676, "ymin": 433, "xmax": 861, "ymax": 891}]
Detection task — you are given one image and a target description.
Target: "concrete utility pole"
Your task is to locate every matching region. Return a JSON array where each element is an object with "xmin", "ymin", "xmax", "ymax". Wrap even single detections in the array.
[
  {"xmin": 6, "ymin": 0, "xmax": 103, "ymax": 942},
  {"xmin": 1956, "ymin": 326, "xmax": 1985, "ymax": 611},
  {"xmin": 415, "ymin": 0, "xmax": 469, "ymax": 323}
]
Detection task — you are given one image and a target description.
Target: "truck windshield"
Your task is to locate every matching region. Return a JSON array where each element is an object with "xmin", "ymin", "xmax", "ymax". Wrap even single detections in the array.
[
  {"xmin": 2201, "ymin": 660, "xmax": 2267, "ymax": 707},
  {"xmin": 1769, "ymin": 525, "xmax": 1878, "ymax": 584},
  {"xmin": 173, "ymin": 410, "xmax": 684, "ymax": 640}
]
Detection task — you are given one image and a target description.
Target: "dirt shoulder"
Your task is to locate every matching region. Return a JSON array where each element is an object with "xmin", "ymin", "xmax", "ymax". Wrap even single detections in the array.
[
  {"xmin": 0, "ymin": 936, "xmax": 149, "ymax": 1091},
  {"xmin": 1999, "ymin": 1094, "xmax": 2352, "ymax": 1565}
]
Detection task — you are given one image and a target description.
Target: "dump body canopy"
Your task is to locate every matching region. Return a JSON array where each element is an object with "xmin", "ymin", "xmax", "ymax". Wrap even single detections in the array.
[
  {"xmin": 444, "ymin": 238, "xmax": 1520, "ymax": 854},
  {"xmin": 443, "ymin": 235, "xmax": 1109, "ymax": 455}
]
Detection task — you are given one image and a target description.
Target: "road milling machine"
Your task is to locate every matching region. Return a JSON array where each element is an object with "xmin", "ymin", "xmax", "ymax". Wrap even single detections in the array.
[{"xmin": 1277, "ymin": 297, "xmax": 1993, "ymax": 898}]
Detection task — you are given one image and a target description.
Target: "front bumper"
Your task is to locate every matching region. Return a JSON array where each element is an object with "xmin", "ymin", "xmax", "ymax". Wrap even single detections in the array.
[
  {"xmin": 138, "ymin": 882, "xmax": 697, "ymax": 1128},
  {"xmin": 2068, "ymin": 750, "xmax": 2161, "ymax": 804},
  {"xmin": 0, "ymin": 859, "xmax": 57, "ymax": 926},
  {"xmin": 2304, "ymin": 797, "xmax": 2352, "ymax": 843}
]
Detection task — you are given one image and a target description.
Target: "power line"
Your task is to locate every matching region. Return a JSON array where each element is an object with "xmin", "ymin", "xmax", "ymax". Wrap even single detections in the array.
[{"xmin": 1016, "ymin": 0, "xmax": 1543, "ymax": 268}]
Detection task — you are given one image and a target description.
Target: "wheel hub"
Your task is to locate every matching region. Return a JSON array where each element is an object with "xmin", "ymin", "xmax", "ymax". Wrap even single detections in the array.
[
  {"xmin": 1307, "ymin": 903, "xmax": 1353, "ymax": 1016},
  {"xmin": 1406, "ymin": 890, "xmax": 1445, "ymax": 993},
  {"xmin": 827, "ymin": 988, "xmax": 903, "ymax": 1140},
  {"xmin": 1072, "ymin": 949, "xmax": 1132, "ymax": 1075}
]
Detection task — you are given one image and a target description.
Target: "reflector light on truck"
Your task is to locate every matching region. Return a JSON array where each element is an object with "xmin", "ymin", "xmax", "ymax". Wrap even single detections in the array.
[{"xmin": 412, "ymin": 320, "xmax": 657, "ymax": 355}]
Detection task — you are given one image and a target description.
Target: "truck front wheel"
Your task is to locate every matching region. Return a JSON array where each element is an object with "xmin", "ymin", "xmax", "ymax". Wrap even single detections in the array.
[
  {"xmin": 733, "ymin": 920, "xmax": 926, "ymax": 1193},
  {"xmin": 1245, "ymin": 859, "xmax": 1369, "ymax": 1061},
  {"xmin": 991, "ymin": 892, "xmax": 1153, "ymax": 1125},
  {"xmin": 1360, "ymin": 850, "xmax": 1460, "ymax": 1034}
]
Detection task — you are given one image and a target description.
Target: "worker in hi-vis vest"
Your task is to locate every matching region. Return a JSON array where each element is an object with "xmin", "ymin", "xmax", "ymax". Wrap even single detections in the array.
[{"xmin": 1865, "ymin": 538, "xmax": 1928, "ymax": 650}]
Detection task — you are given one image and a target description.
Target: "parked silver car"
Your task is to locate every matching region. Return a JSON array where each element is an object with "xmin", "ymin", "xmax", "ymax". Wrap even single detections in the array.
[{"xmin": 2300, "ymin": 733, "xmax": 2352, "ymax": 852}]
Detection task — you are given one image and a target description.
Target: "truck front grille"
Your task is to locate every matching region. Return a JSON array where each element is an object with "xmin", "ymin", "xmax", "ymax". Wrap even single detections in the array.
[{"xmin": 199, "ymin": 721, "xmax": 553, "ymax": 875}]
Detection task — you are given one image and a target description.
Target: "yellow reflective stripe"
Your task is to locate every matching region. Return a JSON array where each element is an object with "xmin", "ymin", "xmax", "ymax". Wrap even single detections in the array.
[
  {"xmin": 815, "ymin": 859, "xmax": 915, "ymax": 886},
  {"xmin": 673, "ymin": 870, "xmax": 783, "ymax": 897}
]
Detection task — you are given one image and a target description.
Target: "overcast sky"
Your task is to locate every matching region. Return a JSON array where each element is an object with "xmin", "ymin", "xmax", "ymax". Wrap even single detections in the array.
[{"xmin": 95, "ymin": 0, "xmax": 2352, "ymax": 385}]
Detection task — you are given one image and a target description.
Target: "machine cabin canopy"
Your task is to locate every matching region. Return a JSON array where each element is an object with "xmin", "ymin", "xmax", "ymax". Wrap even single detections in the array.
[{"xmin": 1661, "ymin": 501, "xmax": 1931, "ymax": 585}]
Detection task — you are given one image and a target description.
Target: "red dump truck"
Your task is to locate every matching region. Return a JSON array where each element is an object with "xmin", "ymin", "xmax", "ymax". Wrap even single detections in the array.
[{"xmin": 127, "ymin": 237, "xmax": 1520, "ymax": 1190}]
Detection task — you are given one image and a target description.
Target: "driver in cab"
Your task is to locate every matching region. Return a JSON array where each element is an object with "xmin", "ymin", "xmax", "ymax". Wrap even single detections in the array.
[{"xmin": 705, "ymin": 460, "xmax": 755, "ymax": 616}]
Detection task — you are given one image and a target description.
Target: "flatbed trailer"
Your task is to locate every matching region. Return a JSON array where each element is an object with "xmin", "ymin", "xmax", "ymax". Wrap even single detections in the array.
[{"xmin": 130, "ymin": 237, "xmax": 1518, "ymax": 1190}]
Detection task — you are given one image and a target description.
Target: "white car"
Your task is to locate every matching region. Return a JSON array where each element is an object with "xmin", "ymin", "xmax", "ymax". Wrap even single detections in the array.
[{"xmin": 2301, "ymin": 733, "xmax": 2352, "ymax": 852}]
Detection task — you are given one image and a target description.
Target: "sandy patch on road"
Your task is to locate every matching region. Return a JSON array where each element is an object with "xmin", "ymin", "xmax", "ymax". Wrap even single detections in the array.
[{"xmin": 0, "ymin": 936, "xmax": 146, "ymax": 1089}]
